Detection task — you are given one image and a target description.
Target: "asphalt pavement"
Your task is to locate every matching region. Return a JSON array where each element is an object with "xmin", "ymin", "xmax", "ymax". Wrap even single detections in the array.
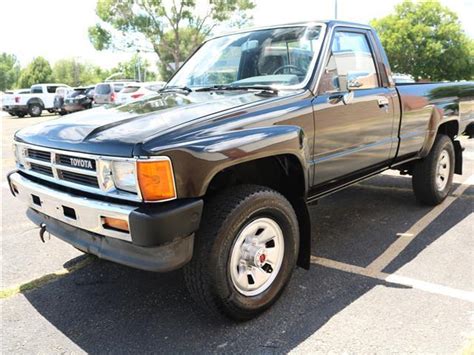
[{"xmin": 1, "ymin": 112, "xmax": 473, "ymax": 353}]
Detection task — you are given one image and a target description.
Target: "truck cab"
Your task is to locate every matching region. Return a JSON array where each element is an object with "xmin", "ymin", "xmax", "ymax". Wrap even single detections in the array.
[{"xmin": 7, "ymin": 21, "xmax": 473, "ymax": 320}]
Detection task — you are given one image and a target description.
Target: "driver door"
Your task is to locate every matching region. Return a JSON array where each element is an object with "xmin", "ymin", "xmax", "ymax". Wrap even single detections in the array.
[{"xmin": 311, "ymin": 29, "xmax": 397, "ymax": 186}]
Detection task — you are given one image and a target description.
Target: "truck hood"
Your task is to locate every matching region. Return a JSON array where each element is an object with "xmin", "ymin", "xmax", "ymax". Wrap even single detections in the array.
[{"xmin": 14, "ymin": 91, "xmax": 275, "ymax": 156}]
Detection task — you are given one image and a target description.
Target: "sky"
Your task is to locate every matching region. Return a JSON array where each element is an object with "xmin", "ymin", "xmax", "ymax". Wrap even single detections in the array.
[{"xmin": 0, "ymin": 0, "xmax": 473, "ymax": 70}]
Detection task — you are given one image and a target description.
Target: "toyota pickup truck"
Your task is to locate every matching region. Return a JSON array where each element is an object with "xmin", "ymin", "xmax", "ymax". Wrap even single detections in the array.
[
  {"xmin": 8, "ymin": 21, "xmax": 473, "ymax": 320},
  {"xmin": 7, "ymin": 83, "xmax": 71, "ymax": 117}
]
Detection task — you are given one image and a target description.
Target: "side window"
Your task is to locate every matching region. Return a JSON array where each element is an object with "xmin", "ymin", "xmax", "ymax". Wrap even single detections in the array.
[
  {"xmin": 47, "ymin": 86, "xmax": 58, "ymax": 93},
  {"xmin": 319, "ymin": 31, "xmax": 379, "ymax": 94},
  {"xmin": 31, "ymin": 86, "xmax": 43, "ymax": 94}
]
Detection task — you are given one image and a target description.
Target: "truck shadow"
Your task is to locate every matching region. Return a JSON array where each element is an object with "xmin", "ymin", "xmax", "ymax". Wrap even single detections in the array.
[{"xmin": 21, "ymin": 174, "xmax": 472, "ymax": 353}]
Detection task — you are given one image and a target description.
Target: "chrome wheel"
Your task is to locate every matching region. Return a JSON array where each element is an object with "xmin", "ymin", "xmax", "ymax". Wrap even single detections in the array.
[
  {"xmin": 229, "ymin": 217, "xmax": 285, "ymax": 296},
  {"xmin": 436, "ymin": 149, "xmax": 450, "ymax": 191}
]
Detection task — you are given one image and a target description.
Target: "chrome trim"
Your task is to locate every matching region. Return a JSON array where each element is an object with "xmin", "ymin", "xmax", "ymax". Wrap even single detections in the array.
[
  {"xmin": 9, "ymin": 172, "xmax": 134, "ymax": 242},
  {"xmin": 14, "ymin": 142, "xmax": 177, "ymax": 203},
  {"xmin": 25, "ymin": 157, "xmax": 97, "ymax": 176}
]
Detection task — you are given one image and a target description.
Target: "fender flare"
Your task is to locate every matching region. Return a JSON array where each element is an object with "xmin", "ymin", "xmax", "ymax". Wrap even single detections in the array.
[
  {"xmin": 26, "ymin": 97, "xmax": 45, "ymax": 108},
  {"xmin": 418, "ymin": 106, "xmax": 459, "ymax": 158}
]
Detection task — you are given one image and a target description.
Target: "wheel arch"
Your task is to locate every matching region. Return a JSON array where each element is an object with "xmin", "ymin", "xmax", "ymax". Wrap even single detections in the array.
[
  {"xmin": 27, "ymin": 97, "xmax": 45, "ymax": 108},
  {"xmin": 205, "ymin": 153, "xmax": 312, "ymax": 269}
]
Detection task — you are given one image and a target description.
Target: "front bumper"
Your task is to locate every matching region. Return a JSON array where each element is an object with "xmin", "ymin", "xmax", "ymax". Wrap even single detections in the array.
[{"xmin": 8, "ymin": 172, "xmax": 203, "ymax": 272}]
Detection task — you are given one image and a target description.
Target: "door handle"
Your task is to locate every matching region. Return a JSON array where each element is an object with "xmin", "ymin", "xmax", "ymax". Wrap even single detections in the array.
[
  {"xmin": 328, "ymin": 92, "xmax": 354, "ymax": 105},
  {"xmin": 328, "ymin": 93, "xmax": 344, "ymax": 105},
  {"xmin": 378, "ymin": 98, "xmax": 389, "ymax": 108}
]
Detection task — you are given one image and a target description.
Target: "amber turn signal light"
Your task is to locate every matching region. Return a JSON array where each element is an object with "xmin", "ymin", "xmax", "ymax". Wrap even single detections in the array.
[
  {"xmin": 102, "ymin": 217, "xmax": 130, "ymax": 233},
  {"xmin": 137, "ymin": 160, "xmax": 176, "ymax": 201}
]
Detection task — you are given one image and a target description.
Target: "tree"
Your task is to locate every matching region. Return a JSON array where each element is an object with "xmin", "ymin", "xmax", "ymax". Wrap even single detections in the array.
[
  {"xmin": 88, "ymin": 0, "xmax": 255, "ymax": 80},
  {"xmin": 109, "ymin": 54, "xmax": 158, "ymax": 81},
  {"xmin": 18, "ymin": 57, "xmax": 53, "ymax": 88},
  {"xmin": 52, "ymin": 59, "xmax": 111, "ymax": 86},
  {"xmin": 0, "ymin": 53, "xmax": 21, "ymax": 91},
  {"xmin": 371, "ymin": 0, "xmax": 474, "ymax": 81}
]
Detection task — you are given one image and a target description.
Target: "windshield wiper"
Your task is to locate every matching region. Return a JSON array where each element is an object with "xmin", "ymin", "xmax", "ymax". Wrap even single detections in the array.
[
  {"xmin": 195, "ymin": 85, "xmax": 278, "ymax": 95},
  {"xmin": 160, "ymin": 85, "xmax": 193, "ymax": 94}
]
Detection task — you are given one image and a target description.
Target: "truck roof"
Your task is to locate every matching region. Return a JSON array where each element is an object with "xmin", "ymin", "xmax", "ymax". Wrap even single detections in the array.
[{"xmin": 211, "ymin": 20, "xmax": 372, "ymax": 40}]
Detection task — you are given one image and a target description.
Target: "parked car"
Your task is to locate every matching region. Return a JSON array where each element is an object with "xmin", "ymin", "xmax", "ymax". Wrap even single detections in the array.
[
  {"xmin": 93, "ymin": 82, "xmax": 128, "ymax": 105},
  {"xmin": 393, "ymin": 73, "xmax": 416, "ymax": 83},
  {"xmin": 63, "ymin": 86, "xmax": 95, "ymax": 113},
  {"xmin": 2, "ymin": 88, "xmax": 31, "ymax": 117},
  {"xmin": 53, "ymin": 87, "xmax": 74, "ymax": 115},
  {"xmin": 8, "ymin": 21, "xmax": 473, "ymax": 320},
  {"xmin": 7, "ymin": 83, "xmax": 71, "ymax": 117},
  {"xmin": 116, "ymin": 81, "xmax": 166, "ymax": 104}
]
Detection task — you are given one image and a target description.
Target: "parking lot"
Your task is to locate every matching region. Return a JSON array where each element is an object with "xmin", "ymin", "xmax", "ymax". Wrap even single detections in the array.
[{"xmin": 1, "ymin": 112, "xmax": 473, "ymax": 353}]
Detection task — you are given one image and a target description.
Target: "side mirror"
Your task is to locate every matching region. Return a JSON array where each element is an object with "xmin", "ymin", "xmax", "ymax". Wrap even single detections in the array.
[
  {"xmin": 347, "ymin": 80, "xmax": 363, "ymax": 90},
  {"xmin": 346, "ymin": 71, "xmax": 367, "ymax": 91}
]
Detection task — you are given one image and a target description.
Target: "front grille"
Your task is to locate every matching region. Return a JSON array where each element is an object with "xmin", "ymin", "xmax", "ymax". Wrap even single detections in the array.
[
  {"xmin": 57, "ymin": 154, "xmax": 96, "ymax": 171},
  {"xmin": 27, "ymin": 149, "xmax": 51, "ymax": 162},
  {"xmin": 17, "ymin": 143, "xmax": 140, "ymax": 202},
  {"xmin": 58, "ymin": 170, "xmax": 99, "ymax": 187},
  {"xmin": 30, "ymin": 163, "xmax": 53, "ymax": 176}
]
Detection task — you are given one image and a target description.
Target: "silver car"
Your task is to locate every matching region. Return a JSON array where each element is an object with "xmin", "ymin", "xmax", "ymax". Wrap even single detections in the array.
[{"xmin": 93, "ymin": 82, "xmax": 127, "ymax": 105}]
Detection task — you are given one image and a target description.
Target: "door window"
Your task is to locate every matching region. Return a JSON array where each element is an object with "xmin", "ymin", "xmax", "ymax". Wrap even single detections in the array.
[
  {"xmin": 31, "ymin": 86, "xmax": 43, "ymax": 94},
  {"xmin": 319, "ymin": 31, "xmax": 379, "ymax": 93},
  {"xmin": 47, "ymin": 86, "xmax": 59, "ymax": 93}
]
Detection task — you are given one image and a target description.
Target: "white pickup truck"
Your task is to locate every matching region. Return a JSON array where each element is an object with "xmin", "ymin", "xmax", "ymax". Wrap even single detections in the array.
[
  {"xmin": 5, "ymin": 83, "xmax": 70, "ymax": 117},
  {"xmin": 2, "ymin": 88, "xmax": 30, "ymax": 117}
]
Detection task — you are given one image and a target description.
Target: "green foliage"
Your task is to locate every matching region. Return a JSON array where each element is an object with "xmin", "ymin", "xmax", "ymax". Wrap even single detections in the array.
[
  {"xmin": 17, "ymin": 57, "xmax": 53, "ymax": 88},
  {"xmin": 157, "ymin": 27, "xmax": 206, "ymax": 79},
  {"xmin": 0, "ymin": 53, "xmax": 21, "ymax": 91},
  {"xmin": 88, "ymin": 0, "xmax": 255, "ymax": 80},
  {"xmin": 52, "ymin": 59, "xmax": 111, "ymax": 86},
  {"xmin": 371, "ymin": 0, "xmax": 474, "ymax": 81},
  {"xmin": 109, "ymin": 53, "xmax": 158, "ymax": 81}
]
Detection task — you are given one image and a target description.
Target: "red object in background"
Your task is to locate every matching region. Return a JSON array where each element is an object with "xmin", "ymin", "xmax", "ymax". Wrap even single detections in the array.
[
  {"xmin": 15, "ymin": 96, "xmax": 20, "ymax": 103},
  {"xmin": 131, "ymin": 93, "xmax": 144, "ymax": 99},
  {"xmin": 110, "ymin": 92, "xmax": 116, "ymax": 102}
]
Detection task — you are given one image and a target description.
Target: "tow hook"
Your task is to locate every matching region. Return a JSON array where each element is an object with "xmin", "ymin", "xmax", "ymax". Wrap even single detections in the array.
[{"xmin": 39, "ymin": 223, "xmax": 49, "ymax": 243}]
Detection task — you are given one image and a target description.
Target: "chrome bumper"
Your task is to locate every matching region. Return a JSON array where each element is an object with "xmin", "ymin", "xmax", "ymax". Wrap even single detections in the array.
[{"xmin": 8, "ymin": 172, "xmax": 133, "ymax": 242}]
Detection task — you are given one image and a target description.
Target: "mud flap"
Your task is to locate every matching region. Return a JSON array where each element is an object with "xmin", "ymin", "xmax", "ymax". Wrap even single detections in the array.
[{"xmin": 454, "ymin": 140, "xmax": 463, "ymax": 175}]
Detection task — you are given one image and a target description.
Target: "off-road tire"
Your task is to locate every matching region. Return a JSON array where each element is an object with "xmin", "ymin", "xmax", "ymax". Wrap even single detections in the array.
[
  {"xmin": 412, "ymin": 134, "xmax": 455, "ymax": 205},
  {"xmin": 184, "ymin": 184, "xmax": 299, "ymax": 320},
  {"xmin": 28, "ymin": 103, "xmax": 42, "ymax": 117}
]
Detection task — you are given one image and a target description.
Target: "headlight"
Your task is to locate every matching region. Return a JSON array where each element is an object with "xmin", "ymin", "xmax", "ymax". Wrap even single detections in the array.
[
  {"xmin": 13, "ymin": 144, "xmax": 27, "ymax": 167},
  {"xmin": 111, "ymin": 161, "xmax": 137, "ymax": 193}
]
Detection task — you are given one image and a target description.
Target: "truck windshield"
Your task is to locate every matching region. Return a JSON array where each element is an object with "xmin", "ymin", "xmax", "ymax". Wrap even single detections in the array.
[{"xmin": 167, "ymin": 25, "xmax": 324, "ymax": 90}]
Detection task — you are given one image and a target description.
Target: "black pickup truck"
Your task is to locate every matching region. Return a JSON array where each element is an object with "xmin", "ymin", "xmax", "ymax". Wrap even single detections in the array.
[{"xmin": 8, "ymin": 21, "xmax": 473, "ymax": 320}]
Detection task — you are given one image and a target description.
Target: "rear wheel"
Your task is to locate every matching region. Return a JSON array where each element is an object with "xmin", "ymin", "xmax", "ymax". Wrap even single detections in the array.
[
  {"xmin": 28, "ymin": 103, "xmax": 42, "ymax": 117},
  {"xmin": 184, "ymin": 185, "xmax": 299, "ymax": 320},
  {"xmin": 412, "ymin": 134, "xmax": 455, "ymax": 205}
]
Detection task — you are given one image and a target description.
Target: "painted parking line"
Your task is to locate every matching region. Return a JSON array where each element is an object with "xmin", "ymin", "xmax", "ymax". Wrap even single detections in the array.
[
  {"xmin": 366, "ymin": 174, "xmax": 474, "ymax": 273},
  {"xmin": 0, "ymin": 256, "xmax": 94, "ymax": 299},
  {"xmin": 311, "ymin": 256, "xmax": 474, "ymax": 303}
]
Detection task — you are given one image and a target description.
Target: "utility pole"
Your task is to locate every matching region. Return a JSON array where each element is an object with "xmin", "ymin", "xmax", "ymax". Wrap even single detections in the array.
[
  {"xmin": 136, "ymin": 49, "xmax": 142, "ymax": 82},
  {"xmin": 334, "ymin": 0, "xmax": 338, "ymax": 19}
]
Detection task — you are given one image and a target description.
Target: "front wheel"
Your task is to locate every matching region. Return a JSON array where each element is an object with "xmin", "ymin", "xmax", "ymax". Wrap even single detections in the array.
[
  {"xmin": 184, "ymin": 185, "xmax": 299, "ymax": 320},
  {"xmin": 412, "ymin": 134, "xmax": 455, "ymax": 205}
]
